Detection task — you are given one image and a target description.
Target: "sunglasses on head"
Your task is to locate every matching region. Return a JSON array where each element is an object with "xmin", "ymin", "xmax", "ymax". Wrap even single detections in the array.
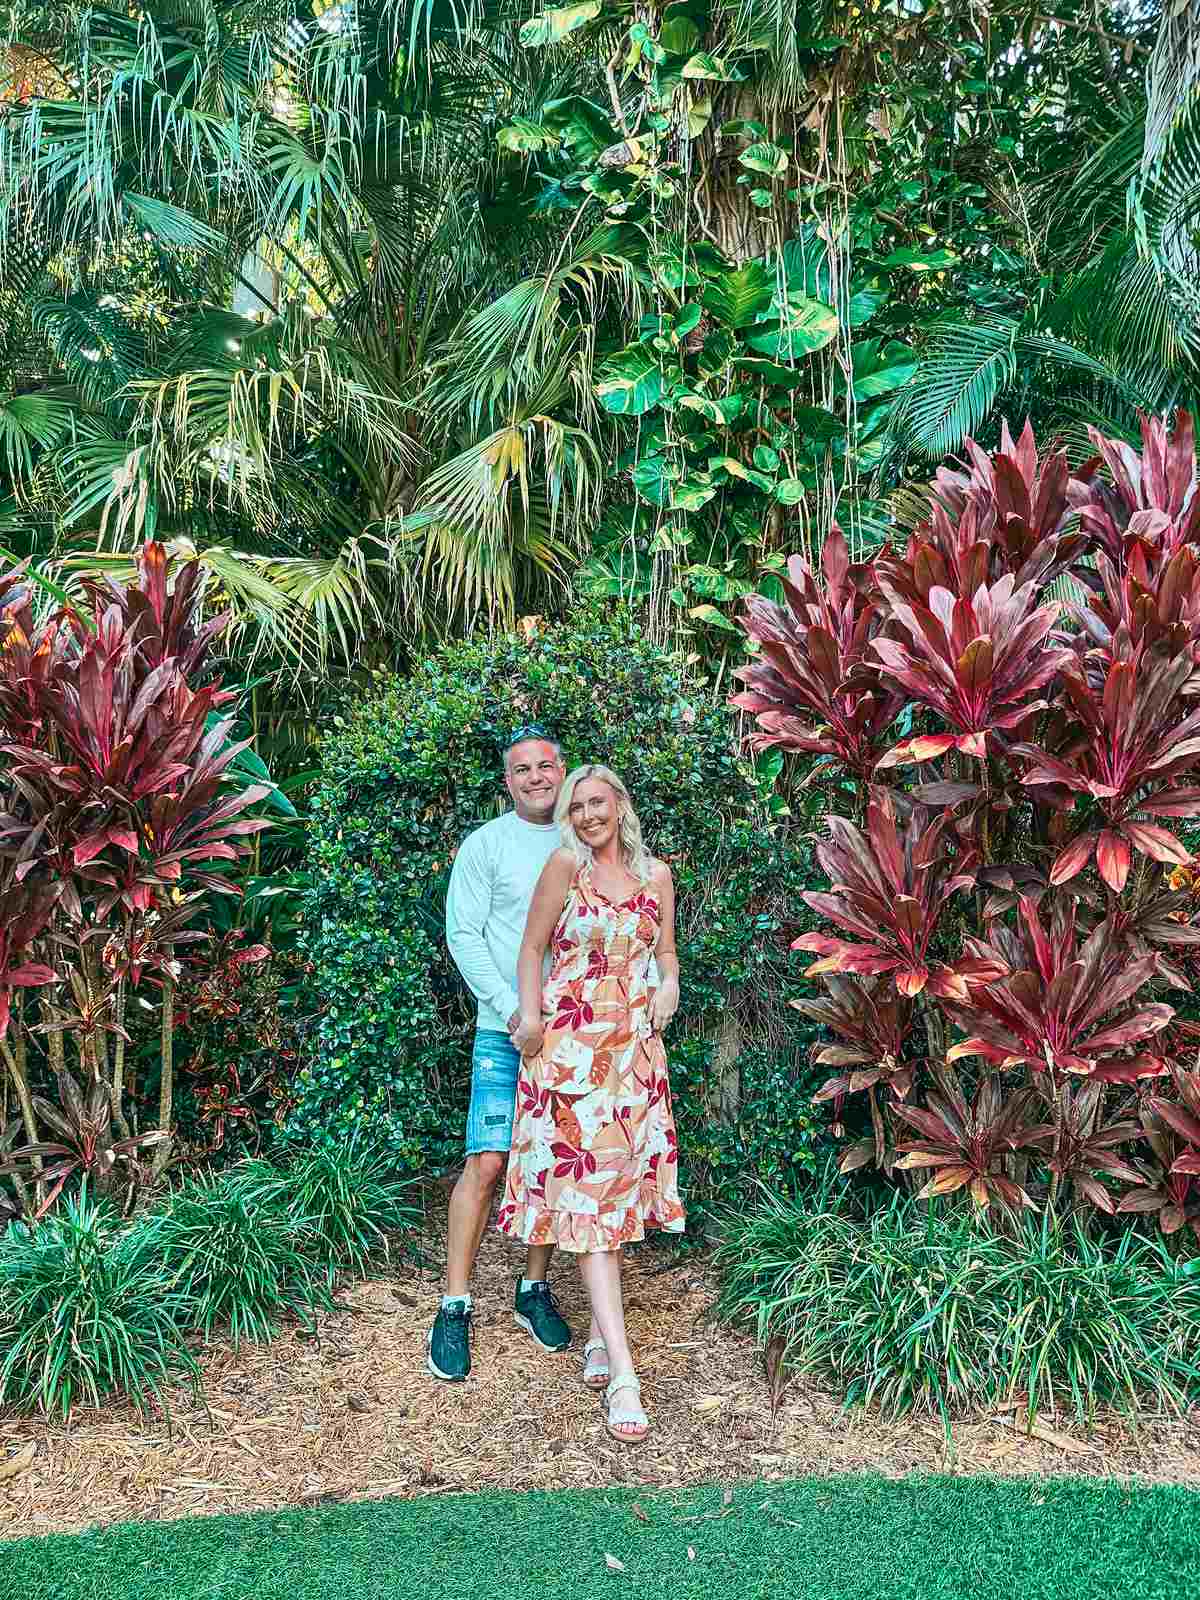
[{"xmin": 506, "ymin": 722, "xmax": 554, "ymax": 746}]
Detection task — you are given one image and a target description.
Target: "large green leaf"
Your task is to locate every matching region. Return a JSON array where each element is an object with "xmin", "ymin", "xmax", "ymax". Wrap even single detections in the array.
[
  {"xmin": 676, "ymin": 392, "xmax": 746, "ymax": 425},
  {"xmin": 520, "ymin": 2, "xmax": 602, "ymax": 47},
  {"xmin": 702, "ymin": 263, "xmax": 773, "ymax": 329},
  {"xmin": 739, "ymin": 142, "xmax": 788, "ymax": 177},
  {"xmin": 542, "ymin": 97, "xmax": 618, "ymax": 160},
  {"xmin": 882, "ymin": 247, "xmax": 959, "ymax": 272},
  {"xmin": 745, "ymin": 296, "xmax": 838, "ymax": 358},
  {"xmin": 681, "ymin": 53, "xmax": 744, "ymax": 82},
  {"xmin": 631, "ymin": 454, "xmax": 675, "ymax": 505},
  {"xmin": 596, "ymin": 348, "xmax": 665, "ymax": 415},
  {"xmin": 734, "ymin": 357, "xmax": 806, "ymax": 389}
]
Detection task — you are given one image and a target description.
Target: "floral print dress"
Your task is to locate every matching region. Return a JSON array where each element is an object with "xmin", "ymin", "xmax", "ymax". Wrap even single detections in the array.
[{"xmin": 497, "ymin": 863, "xmax": 686, "ymax": 1254}]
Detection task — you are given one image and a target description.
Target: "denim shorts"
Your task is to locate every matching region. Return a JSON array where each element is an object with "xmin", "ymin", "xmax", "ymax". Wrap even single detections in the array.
[{"xmin": 464, "ymin": 1029, "xmax": 521, "ymax": 1156}]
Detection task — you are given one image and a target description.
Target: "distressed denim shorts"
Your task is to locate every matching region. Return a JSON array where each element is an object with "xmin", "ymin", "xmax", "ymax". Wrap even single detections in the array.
[{"xmin": 464, "ymin": 1029, "xmax": 521, "ymax": 1156}]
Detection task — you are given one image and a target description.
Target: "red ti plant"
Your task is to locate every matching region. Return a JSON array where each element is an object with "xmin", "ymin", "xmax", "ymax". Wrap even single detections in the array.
[
  {"xmin": 793, "ymin": 788, "xmax": 989, "ymax": 999},
  {"xmin": 731, "ymin": 526, "xmax": 906, "ymax": 784},
  {"xmin": 946, "ymin": 897, "xmax": 1173, "ymax": 1081},
  {"xmin": 738, "ymin": 411, "xmax": 1200, "ymax": 1222},
  {"xmin": 793, "ymin": 973, "xmax": 917, "ymax": 1174},
  {"xmin": 1014, "ymin": 647, "xmax": 1200, "ymax": 891},
  {"xmin": 896, "ymin": 420, "xmax": 1086, "ymax": 597},
  {"xmin": 892, "ymin": 1067, "xmax": 1041, "ymax": 1212},
  {"xmin": 1117, "ymin": 1065, "xmax": 1200, "ymax": 1241},
  {"xmin": 1075, "ymin": 410, "xmax": 1200, "ymax": 574},
  {"xmin": 872, "ymin": 573, "xmax": 1070, "ymax": 770},
  {"xmin": 0, "ymin": 544, "xmax": 273, "ymax": 1216}
]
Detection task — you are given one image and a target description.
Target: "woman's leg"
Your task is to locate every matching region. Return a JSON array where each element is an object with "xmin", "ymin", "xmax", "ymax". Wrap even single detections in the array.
[{"xmin": 578, "ymin": 1248, "xmax": 645, "ymax": 1438}]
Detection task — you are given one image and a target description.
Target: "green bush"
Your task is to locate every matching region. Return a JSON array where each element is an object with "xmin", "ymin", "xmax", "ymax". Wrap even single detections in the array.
[
  {"xmin": 293, "ymin": 608, "xmax": 829, "ymax": 1205},
  {"xmin": 713, "ymin": 1181, "xmax": 1200, "ymax": 1424},
  {"xmin": 671, "ymin": 1037, "xmax": 833, "ymax": 1222},
  {"xmin": 133, "ymin": 1173, "xmax": 333, "ymax": 1345},
  {"xmin": 230, "ymin": 1140, "xmax": 423, "ymax": 1274},
  {"xmin": 0, "ymin": 1189, "xmax": 198, "ymax": 1418}
]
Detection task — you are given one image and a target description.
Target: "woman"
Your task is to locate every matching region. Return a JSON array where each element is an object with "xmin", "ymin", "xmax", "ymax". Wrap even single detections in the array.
[{"xmin": 498, "ymin": 764, "xmax": 685, "ymax": 1444}]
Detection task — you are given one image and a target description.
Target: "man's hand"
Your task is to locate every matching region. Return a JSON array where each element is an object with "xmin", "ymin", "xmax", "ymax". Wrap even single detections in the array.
[
  {"xmin": 507, "ymin": 1008, "xmax": 522, "ymax": 1041},
  {"xmin": 649, "ymin": 978, "xmax": 679, "ymax": 1034},
  {"xmin": 512, "ymin": 1013, "xmax": 545, "ymax": 1057}
]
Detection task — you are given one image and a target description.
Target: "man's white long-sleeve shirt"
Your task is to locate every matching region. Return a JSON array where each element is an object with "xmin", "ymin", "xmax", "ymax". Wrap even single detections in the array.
[{"xmin": 445, "ymin": 810, "xmax": 561, "ymax": 1034}]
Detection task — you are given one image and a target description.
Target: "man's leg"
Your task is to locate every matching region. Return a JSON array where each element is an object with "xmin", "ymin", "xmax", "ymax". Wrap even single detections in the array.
[
  {"xmin": 427, "ymin": 1031, "xmax": 517, "ymax": 1381},
  {"xmin": 445, "ymin": 1151, "xmax": 507, "ymax": 1297}
]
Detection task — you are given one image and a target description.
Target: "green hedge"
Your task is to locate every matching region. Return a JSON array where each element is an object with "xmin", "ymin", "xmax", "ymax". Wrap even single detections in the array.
[{"xmin": 292, "ymin": 610, "xmax": 830, "ymax": 1211}]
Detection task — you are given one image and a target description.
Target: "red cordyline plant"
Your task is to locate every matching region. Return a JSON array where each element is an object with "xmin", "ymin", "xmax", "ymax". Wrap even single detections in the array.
[
  {"xmin": 738, "ymin": 411, "xmax": 1200, "ymax": 1228},
  {"xmin": 731, "ymin": 526, "xmax": 906, "ymax": 783},
  {"xmin": 0, "ymin": 544, "xmax": 272, "ymax": 1218},
  {"xmin": 794, "ymin": 788, "xmax": 992, "ymax": 999}
]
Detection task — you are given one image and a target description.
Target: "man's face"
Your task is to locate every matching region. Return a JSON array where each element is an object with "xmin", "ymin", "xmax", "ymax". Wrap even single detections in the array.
[{"xmin": 505, "ymin": 739, "xmax": 565, "ymax": 823}]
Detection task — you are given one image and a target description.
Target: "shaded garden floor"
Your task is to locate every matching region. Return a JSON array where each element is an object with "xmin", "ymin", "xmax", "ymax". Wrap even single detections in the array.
[
  {"xmin": 6, "ymin": 1476, "xmax": 1200, "ymax": 1598},
  {"xmin": 3, "ymin": 1186, "xmax": 1200, "ymax": 1541}
]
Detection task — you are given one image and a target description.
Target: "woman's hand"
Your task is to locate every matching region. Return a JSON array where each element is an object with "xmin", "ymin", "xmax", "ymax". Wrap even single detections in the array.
[
  {"xmin": 512, "ymin": 1012, "xmax": 545, "ymax": 1057},
  {"xmin": 649, "ymin": 977, "xmax": 679, "ymax": 1034}
]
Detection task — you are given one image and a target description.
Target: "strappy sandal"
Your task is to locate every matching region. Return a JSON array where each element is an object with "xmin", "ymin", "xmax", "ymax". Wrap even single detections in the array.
[
  {"xmin": 604, "ymin": 1373, "xmax": 649, "ymax": 1444},
  {"xmin": 581, "ymin": 1337, "xmax": 609, "ymax": 1391}
]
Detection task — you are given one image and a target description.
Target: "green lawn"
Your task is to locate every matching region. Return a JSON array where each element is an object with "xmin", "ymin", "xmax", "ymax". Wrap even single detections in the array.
[{"xmin": 4, "ymin": 1474, "xmax": 1198, "ymax": 1599}]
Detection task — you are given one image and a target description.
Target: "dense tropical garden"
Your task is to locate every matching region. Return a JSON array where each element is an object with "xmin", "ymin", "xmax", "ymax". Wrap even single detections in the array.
[{"xmin": 3, "ymin": 0, "xmax": 1200, "ymax": 1520}]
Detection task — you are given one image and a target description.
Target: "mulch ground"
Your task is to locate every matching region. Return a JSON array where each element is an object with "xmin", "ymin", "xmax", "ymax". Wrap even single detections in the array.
[{"xmin": 2, "ymin": 1185, "xmax": 1199, "ymax": 1539}]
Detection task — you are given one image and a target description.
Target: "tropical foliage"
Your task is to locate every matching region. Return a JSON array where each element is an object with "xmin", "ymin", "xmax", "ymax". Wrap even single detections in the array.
[
  {"xmin": 0, "ymin": 543, "xmax": 278, "ymax": 1218},
  {"xmin": 738, "ymin": 412, "xmax": 1200, "ymax": 1238},
  {"xmin": 1, "ymin": 0, "xmax": 1191, "ymax": 669}
]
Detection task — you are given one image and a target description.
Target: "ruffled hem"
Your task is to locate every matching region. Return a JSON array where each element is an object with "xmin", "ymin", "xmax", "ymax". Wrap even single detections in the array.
[{"xmin": 497, "ymin": 1204, "xmax": 686, "ymax": 1255}]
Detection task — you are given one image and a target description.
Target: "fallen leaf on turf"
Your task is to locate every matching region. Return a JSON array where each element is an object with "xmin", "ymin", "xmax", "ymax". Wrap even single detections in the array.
[
  {"xmin": 722, "ymin": 1488, "xmax": 732, "ymax": 1506},
  {"xmin": 692, "ymin": 1396, "xmax": 723, "ymax": 1414},
  {"xmin": 632, "ymin": 1502, "xmax": 649, "ymax": 1524},
  {"xmin": 605, "ymin": 1553, "xmax": 625, "ymax": 1572},
  {"xmin": 687, "ymin": 1546, "xmax": 696, "ymax": 1561},
  {"xmin": 0, "ymin": 1442, "xmax": 35, "ymax": 1480}
]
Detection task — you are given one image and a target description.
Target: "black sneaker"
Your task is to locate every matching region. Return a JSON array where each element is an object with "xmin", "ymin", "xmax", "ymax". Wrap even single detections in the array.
[
  {"xmin": 513, "ymin": 1280, "xmax": 571, "ymax": 1352},
  {"xmin": 427, "ymin": 1302, "xmax": 472, "ymax": 1381}
]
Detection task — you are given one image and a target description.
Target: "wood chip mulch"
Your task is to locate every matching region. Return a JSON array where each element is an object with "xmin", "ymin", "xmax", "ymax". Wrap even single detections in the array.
[{"xmin": 3, "ymin": 1187, "xmax": 1199, "ymax": 1540}]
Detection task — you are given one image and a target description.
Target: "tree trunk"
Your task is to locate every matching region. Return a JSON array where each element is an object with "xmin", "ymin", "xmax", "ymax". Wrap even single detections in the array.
[
  {"xmin": 151, "ymin": 974, "xmax": 175, "ymax": 1181},
  {"xmin": 713, "ymin": 1005, "xmax": 743, "ymax": 1123}
]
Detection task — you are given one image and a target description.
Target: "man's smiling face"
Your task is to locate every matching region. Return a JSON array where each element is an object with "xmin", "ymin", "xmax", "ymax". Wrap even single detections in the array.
[{"xmin": 504, "ymin": 738, "xmax": 565, "ymax": 823}]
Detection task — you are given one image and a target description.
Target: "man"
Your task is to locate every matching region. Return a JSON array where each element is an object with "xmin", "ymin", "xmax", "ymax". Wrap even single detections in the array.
[{"xmin": 427, "ymin": 724, "xmax": 573, "ymax": 1382}]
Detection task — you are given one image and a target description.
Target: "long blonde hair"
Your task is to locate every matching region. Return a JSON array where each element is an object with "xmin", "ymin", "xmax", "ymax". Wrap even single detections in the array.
[{"xmin": 555, "ymin": 764, "xmax": 653, "ymax": 883}]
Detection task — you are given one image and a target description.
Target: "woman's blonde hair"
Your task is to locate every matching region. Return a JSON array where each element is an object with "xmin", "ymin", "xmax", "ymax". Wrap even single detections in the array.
[{"xmin": 555, "ymin": 764, "xmax": 653, "ymax": 883}]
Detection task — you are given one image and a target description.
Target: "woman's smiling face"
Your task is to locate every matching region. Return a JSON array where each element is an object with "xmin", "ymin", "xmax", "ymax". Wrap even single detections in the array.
[{"xmin": 569, "ymin": 777, "xmax": 620, "ymax": 854}]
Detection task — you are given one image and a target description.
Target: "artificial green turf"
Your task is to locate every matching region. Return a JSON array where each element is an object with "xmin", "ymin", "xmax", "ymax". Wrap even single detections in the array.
[{"xmin": 3, "ymin": 1473, "xmax": 1198, "ymax": 1599}]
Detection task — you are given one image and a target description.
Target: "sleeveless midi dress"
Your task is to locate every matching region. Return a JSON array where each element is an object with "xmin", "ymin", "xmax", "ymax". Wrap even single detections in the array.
[{"xmin": 497, "ymin": 864, "xmax": 686, "ymax": 1254}]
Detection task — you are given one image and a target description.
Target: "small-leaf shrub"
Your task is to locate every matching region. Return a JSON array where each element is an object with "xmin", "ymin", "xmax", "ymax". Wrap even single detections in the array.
[
  {"xmin": 671, "ymin": 1038, "xmax": 833, "ymax": 1219},
  {"xmin": 0, "ymin": 1188, "xmax": 198, "ymax": 1418},
  {"xmin": 714, "ymin": 1179, "xmax": 1200, "ymax": 1423},
  {"xmin": 230, "ymin": 1140, "xmax": 423, "ymax": 1273},
  {"xmin": 131, "ymin": 1173, "xmax": 333, "ymax": 1345},
  {"xmin": 293, "ymin": 609, "xmax": 828, "ymax": 1203}
]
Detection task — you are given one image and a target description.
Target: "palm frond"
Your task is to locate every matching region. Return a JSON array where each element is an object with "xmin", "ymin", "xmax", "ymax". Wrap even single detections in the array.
[{"xmin": 891, "ymin": 316, "xmax": 1019, "ymax": 459}]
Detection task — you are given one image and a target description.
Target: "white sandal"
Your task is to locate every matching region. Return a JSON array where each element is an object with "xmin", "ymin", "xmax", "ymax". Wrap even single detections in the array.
[
  {"xmin": 604, "ymin": 1373, "xmax": 649, "ymax": 1444},
  {"xmin": 581, "ymin": 1337, "xmax": 609, "ymax": 1391}
]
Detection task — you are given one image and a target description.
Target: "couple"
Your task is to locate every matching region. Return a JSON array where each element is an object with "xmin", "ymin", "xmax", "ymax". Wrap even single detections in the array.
[{"xmin": 427, "ymin": 725, "xmax": 686, "ymax": 1444}]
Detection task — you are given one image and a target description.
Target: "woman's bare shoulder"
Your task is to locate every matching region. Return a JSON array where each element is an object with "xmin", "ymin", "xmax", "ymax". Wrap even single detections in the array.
[{"xmin": 647, "ymin": 857, "xmax": 673, "ymax": 889}]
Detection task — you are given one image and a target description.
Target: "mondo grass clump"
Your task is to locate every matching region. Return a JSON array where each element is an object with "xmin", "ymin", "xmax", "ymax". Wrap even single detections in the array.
[
  {"xmin": 0, "ymin": 1188, "xmax": 198, "ymax": 1419},
  {"xmin": 713, "ymin": 1180, "xmax": 1200, "ymax": 1426},
  {"xmin": 132, "ymin": 1173, "xmax": 334, "ymax": 1345},
  {"xmin": 229, "ymin": 1139, "xmax": 422, "ymax": 1274}
]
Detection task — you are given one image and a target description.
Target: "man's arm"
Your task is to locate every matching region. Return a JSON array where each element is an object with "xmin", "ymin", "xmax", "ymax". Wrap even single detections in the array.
[{"xmin": 445, "ymin": 831, "xmax": 520, "ymax": 1028}]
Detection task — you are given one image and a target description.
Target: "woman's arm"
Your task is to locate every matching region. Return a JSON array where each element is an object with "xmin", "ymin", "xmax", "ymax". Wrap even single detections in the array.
[
  {"xmin": 512, "ymin": 849, "xmax": 576, "ymax": 1055},
  {"xmin": 648, "ymin": 862, "xmax": 679, "ymax": 1032}
]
